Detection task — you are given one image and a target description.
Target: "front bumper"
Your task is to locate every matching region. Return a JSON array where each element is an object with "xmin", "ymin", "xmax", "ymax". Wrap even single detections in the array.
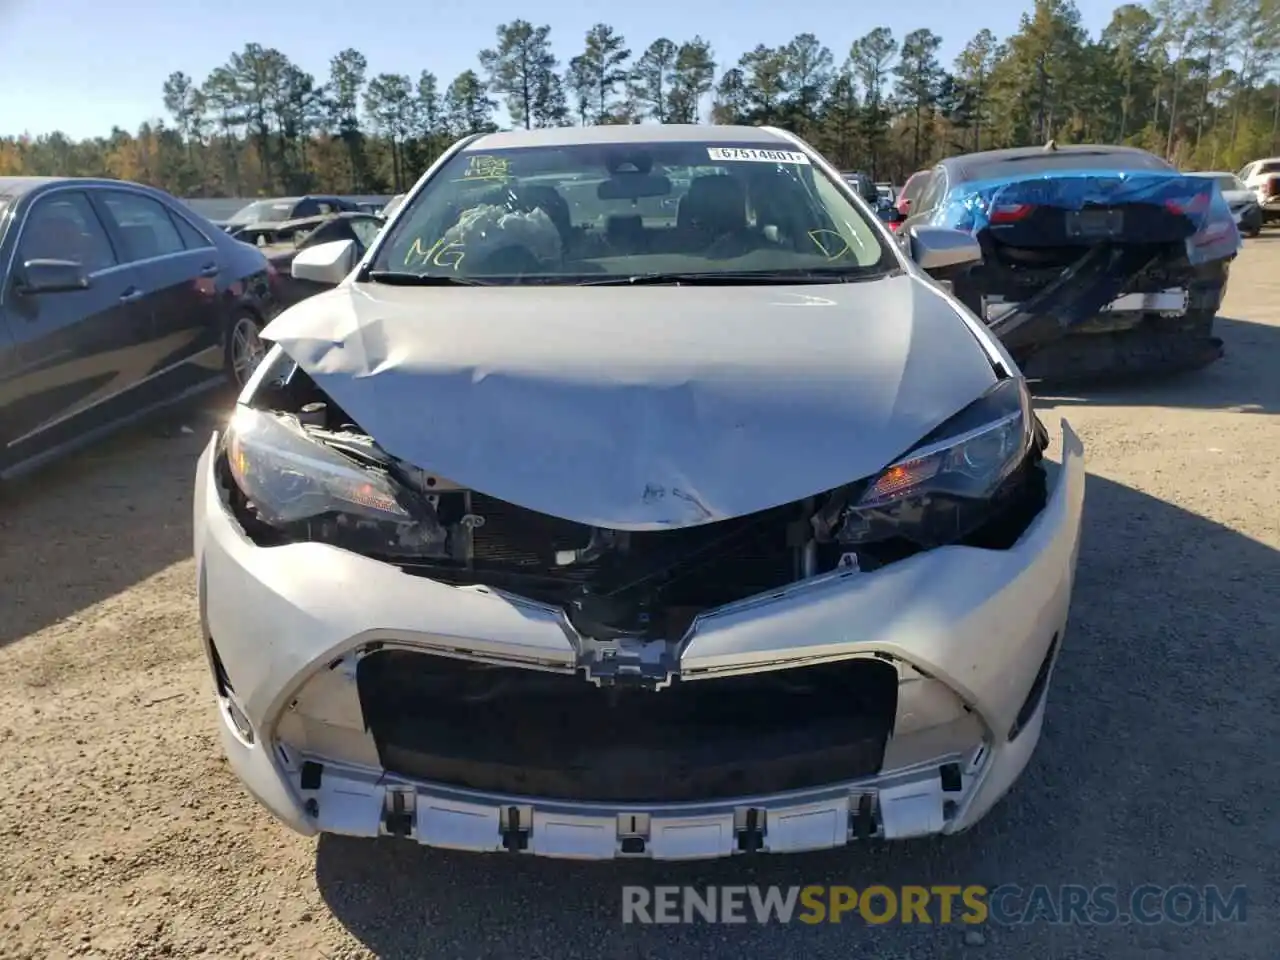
[{"xmin": 194, "ymin": 421, "xmax": 1086, "ymax": 859}]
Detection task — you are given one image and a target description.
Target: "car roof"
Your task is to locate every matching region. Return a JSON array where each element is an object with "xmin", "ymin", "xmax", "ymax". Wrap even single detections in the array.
[
  {"xmin": 0, "ymin": 175, "xmax": 173, "ymax": 199},
  {"xmin": 940, "ymin": 144, "xmax": 1168, "ymax": 181},
  {"xmin": 466, "ymin": 124, "xmax": 796, "ymax": 151},
  {"xmin": 0, "ymin": 176, "xmax": 70, "ymax": 200},
  {"xmin": 276, "ymin": 211, "xmax": 371, "ymax": 228}
]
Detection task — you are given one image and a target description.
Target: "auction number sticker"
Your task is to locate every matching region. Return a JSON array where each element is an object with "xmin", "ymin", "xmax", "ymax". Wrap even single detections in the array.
[{"xmin": 707, "ymin": 147, "xmax": 811, "ymax": 165}]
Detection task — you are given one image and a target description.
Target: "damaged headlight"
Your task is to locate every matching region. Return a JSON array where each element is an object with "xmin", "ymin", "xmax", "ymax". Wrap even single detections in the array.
[
  {"xmin": 828, "ymin": 378, "xmax": 1039, "ymax": 550},
  {"xmin": 224, "ymin": 407, "xmax": 448, "ymax": 555}
]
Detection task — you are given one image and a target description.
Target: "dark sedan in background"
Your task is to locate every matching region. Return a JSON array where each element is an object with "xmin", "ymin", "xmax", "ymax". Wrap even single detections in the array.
[
  {"xmin": 216, "ymin": 195, "xmax": 360, "ymax": 234},
  {"xmin": 0, "ymin": 176, "xmax": 276, "ymax": 478}
]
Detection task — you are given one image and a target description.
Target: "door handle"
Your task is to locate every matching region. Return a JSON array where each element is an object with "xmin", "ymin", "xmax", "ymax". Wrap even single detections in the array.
[
  {"xmin": 118, "ymin": 287, "xmax": 145, "ymax": 304},
  {"xmin": 198, "ymin": 263, "xmax": 220, "ymax": 278}
]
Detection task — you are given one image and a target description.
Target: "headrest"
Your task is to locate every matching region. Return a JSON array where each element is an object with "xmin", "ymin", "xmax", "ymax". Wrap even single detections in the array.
[{"xmin": 677, "ymin": 176, "xmax": 747, "ymax": 234}]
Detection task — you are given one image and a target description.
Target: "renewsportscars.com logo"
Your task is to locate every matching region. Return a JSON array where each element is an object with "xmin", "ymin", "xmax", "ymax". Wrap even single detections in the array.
[{"xmin": 621, "ymin": 884, "xmax": 1248, "ymax": 926}]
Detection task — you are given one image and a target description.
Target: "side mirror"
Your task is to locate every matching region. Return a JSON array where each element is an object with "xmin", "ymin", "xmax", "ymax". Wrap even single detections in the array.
[
  {"xmin": 291, "ymin": 239, "xmax": 355, "ymax": 285},
  {"xmin": 908, "ymin": 226, "xmax": 982, "ymax": 276},
  {"xmin": 16, "ymin": 259, "xmax": 90, "ymax": 295}
]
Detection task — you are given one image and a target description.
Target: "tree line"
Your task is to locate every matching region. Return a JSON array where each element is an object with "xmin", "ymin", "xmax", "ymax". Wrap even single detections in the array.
[{"xmin": 1, "ymin": 0, "xmax": 1278, "ymax": 197}]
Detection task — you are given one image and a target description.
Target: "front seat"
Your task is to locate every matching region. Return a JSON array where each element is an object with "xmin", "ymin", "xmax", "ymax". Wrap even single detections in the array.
[
  {"xmin": 514, "ymin": 185, "xmax": 573, "ymax": 247},
  {"xmin": 677, "ymin": 176, "xmax": 748, "ymax": 237}
]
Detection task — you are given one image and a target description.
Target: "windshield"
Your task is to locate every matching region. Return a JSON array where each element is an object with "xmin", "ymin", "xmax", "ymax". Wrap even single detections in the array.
[
  {"xmin": 1213, "ymin": 175, "xmax": 1246, "ymax": 192},
  {"xmin": 371, "ymin": 141, "xmax": 895, "ymax": 284},
  {"xmin": 228, "ymin": 200, "xmax": 295, "ymax": 224}
]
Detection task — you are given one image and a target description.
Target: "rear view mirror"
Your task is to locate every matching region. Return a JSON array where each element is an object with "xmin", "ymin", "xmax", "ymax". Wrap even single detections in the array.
[
  {"xmin": 597, "ymin": 174, "xmax": 672, "ymax": 201},
  {"xmin": 17, "ymin": 259, "xmax": 90, "ymax": 294},
  {"xmin": 292, "ymin": 239, "xmax": 355, "ymax": 285},
  {"xmin": 908, "ymin": 226, "xmax": 982, "ymax": 276}
]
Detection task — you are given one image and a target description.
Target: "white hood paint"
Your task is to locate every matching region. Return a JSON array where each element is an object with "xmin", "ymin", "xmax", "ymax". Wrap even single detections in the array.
[{"xmin": 261, "ymin": 275, "xmax": 998, "ymax": 529}]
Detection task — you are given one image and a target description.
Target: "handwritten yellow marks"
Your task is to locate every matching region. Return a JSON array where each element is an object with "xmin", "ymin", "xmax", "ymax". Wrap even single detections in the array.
[
  {"xmin": 404, "ymin": 236, "xmax": 466, "ymax": 270},
  {"xmin": 808, "ymin": 229, "xmax": 852, "ymax": 261},
  {"xmin": 455, "ymin": 154, "xmax": 511, "ymax": 182}
]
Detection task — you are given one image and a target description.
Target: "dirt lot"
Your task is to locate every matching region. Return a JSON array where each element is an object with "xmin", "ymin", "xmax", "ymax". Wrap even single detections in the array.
[{"xmin": 2, "ymin": 241, "xmax": 1278, "ymax": 960}]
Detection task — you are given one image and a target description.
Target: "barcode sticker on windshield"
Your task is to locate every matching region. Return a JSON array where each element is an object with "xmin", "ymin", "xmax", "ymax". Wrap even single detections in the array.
[{"xmin": 707, "ymin": 147, "xmax": 811, "ymax": 165}]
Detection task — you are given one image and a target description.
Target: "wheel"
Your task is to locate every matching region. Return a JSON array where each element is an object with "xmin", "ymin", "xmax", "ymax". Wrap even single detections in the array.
[{"xmin": 225, "ymin": 311, "xmax": 266, "ymax": 388}]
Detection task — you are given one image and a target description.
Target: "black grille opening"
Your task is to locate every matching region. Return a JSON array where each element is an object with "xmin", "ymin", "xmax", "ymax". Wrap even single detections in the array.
[{"xmin": 357, "ymin": 649, "xmax": 899, "ymax": 803}]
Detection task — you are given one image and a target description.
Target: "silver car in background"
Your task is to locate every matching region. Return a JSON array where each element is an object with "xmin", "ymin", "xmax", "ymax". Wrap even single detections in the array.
[{"xmin": 193, "ymin": 124, "xmax": 1085, "ymax": 860}]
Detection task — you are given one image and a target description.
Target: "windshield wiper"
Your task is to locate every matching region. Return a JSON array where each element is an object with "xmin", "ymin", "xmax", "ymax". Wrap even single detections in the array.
[
  {"xmin": 366, "ymin": 270, "xmax": 489, "ymax": 286},
  {"xmin": 581, "ymin": 268, "xmax": 890, "ymax": 286}
]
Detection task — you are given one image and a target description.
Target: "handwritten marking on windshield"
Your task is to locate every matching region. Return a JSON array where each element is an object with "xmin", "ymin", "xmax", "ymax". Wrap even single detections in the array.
[
  {"xmin": 457, "ymin": 155, "xmax": 511, "ymax": 182},
  {"xmin": 807, "ymin": 230, "xmax": 852, "ymax": 261},
  {"xmin": 405, "ymin": 237, "xmax": 466, "ymax": 270}
]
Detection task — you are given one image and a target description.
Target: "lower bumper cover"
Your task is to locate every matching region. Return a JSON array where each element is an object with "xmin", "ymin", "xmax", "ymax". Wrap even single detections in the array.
[{"xmin": 194, "ymin": 420, "xmax": 1086, "ymax": 858}]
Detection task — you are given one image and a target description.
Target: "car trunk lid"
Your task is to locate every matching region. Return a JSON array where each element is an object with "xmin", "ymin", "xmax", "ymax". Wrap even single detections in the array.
[{"xmin": 945, "ymin": 170, "xmax": 1239, "ymax": 356}]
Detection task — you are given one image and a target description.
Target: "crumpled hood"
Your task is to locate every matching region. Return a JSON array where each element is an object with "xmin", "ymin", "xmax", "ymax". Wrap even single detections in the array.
[{"xmin": 261, "ymin": 275, "xmax": 997, "ymax": 529}]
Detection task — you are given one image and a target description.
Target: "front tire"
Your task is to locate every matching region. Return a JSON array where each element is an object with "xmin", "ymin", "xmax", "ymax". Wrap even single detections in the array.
[{"xmin": 225, "ymin": 311, "xmax": 266, "ymax": 388}]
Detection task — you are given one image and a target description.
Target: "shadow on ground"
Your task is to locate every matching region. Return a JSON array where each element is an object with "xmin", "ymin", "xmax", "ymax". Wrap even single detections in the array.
[
  {"xmin": 0, "ymin": 396, "xmax": 230, "ymax": 648},
  {"xmin": 1033, "ymin": 316, "xmax": 1280, "ymax": 414},
  {"xmin": 314, "ymin": 471, "xmax": 1279, "ymax": 960}
]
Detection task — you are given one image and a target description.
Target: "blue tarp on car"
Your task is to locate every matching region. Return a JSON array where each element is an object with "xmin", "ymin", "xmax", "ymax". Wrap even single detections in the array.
[{"xmin": 930, "ymin": 169, "xmax": 1241, "ymax": 266}]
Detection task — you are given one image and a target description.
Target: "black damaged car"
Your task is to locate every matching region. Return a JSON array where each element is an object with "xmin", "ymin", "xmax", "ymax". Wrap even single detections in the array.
[{"xmin": 896, "ymin": 143, "xmax": 1241, "ymax": 382}]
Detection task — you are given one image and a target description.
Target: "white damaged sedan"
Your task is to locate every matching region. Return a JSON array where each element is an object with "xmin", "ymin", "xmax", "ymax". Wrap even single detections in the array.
[{"xmin": 193, "ymin": 124, "xmax": 1086, "ymax": 859}]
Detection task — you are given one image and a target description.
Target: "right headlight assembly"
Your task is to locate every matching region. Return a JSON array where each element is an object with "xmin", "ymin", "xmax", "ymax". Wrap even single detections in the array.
[
  {"xmin": 823, "ymin": 378, "xmax": 1042, "ymax": 551},
  {"xmin": 223, "ymin": 406, "xmax": 449, "ymax": 557}
]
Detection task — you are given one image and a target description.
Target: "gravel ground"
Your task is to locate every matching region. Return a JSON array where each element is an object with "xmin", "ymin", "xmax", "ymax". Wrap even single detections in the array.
[{"xmin": 1, "ymin": 241, "xmax": 1277, "ymax": 960}]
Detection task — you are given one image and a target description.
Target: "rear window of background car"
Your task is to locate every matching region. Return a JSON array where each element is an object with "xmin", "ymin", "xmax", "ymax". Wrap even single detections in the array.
[
  {"xmin": 963, "ymin": 150, "xmax": 1174, "ymax": 181},
  {"xmin": 100, "ymin": 191, "xmax": 185, "ymax": 261}
]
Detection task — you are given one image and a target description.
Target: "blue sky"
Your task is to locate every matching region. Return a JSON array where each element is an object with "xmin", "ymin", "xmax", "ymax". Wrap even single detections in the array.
[{"xmin": 1, "ymin": 0, "xmax": 1122, "ymax": 139}]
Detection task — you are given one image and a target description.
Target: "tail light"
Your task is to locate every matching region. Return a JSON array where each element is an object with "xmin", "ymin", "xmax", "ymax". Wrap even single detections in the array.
[
  {"xmin": 1165, "ymin": 193, "xmax": 1211, "ymax": 216},
  {"xmin": 264, "ymin": 261, "xmax": 281, "ymax": 296},
  {"xmin": 989, "ymin": 202, "xmax": 1036, "ymax": 224}
]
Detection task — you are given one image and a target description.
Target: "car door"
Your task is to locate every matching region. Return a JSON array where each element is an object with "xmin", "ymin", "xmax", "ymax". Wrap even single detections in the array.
[
  {"xmin": 91, "ymin": 188, "xmax": 224, "ymax": 382},
  {"xmin": 0, "ymin": 188, "xmax": 153, "ymax": 472}
]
